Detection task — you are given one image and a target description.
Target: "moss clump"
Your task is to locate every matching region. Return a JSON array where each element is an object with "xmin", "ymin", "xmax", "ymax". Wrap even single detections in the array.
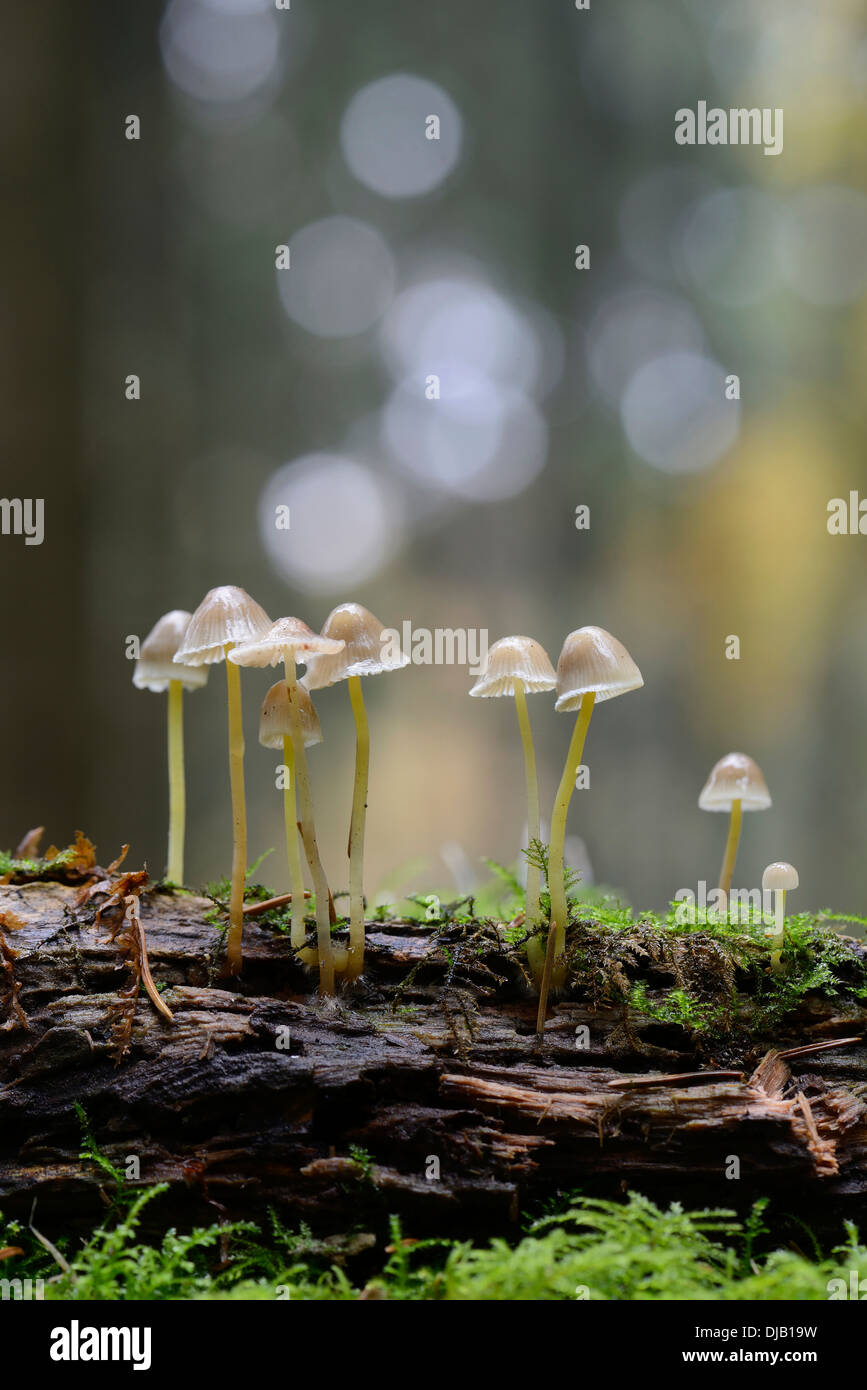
[{"xmin": 4, "ymin": 1189, "xmax": 864, "ymax": 1302}]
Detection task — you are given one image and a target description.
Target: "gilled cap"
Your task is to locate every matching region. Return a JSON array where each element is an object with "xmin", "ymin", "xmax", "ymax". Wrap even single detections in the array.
[
  {"xmin": 762, "ymin": 861, "xmax": 798, "ymax": 892},
  {"xmin": 259, "ymin": 678, "xmax": 322, "ymax": 749},
  {"xmin": 133, "ymin": 610, "xmax": 208, "ymax": 692},
  {"xmin": 303, "ymin": 602, "xmax": 409, "ymax": 689},
  {"xmin": 699, "ymin": 753, "xmax": 772, "ymax": 812},
  {"xmin": 554, "ymin": 626, "xmax": 643, "ymax": 711},
  {"xmin": 469, "ymin": 635, "xmax": 556, "ymax": 698},
  {"xmin": 174, "ymin": 586, "xmax": 271, "ymax": 666},
  {"xmin": 229, "ymin": 617, "xmax": 345, "ymax": 669}
]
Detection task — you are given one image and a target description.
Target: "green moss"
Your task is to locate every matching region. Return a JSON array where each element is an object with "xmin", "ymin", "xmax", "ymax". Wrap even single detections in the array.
[
  {"xmin": 4, "ymin": 1190, "xmax": 864, "ymax": 1302},
  {"xmin": 0, "ymin": 844, "xmax": 83, "ymax": 879}
]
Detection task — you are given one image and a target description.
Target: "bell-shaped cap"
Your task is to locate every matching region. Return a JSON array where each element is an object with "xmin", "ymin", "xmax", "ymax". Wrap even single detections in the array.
[
  {"xmin": 228, "ymin": 617, "xmax": 345, "ymax": 669},
  {"xmin": 133, "ymin": 610, "xmax": 209, "ymax": 692},
  {"xmin": 762, "ymin": 861, "xmax": 798, "ymax": 892},
  {"xmin": 175, "ymin": 586, "xmax": 271, "ymax": 666},
  {"xmin": 259, "ymin": 678, "xmax": 322, "ymax": 749},
  {"xmin": 469, "ymin": 635, "xmax": 556, "ymax": 698},
  {"xmin": 554, "ymin": 626, "xmax": 643, "ymax": 711},
  {"xmin": 303, "ymin": 602, "xmax": 409, "ymax": 689},
  {"xmin": 699, "ymin": 753, "xmax": 772, "ymax": 812}
]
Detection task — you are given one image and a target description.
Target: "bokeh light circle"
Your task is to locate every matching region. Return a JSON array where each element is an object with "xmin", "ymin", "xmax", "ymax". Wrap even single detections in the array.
[
  {"xmin": 340, "ymin": 74, "xmax": 462, "ymax": 198},
  {"xmin": 382, "ymin": 371, "xmax": 547, "ymax": 502},
  {"xmin": 276, "ymin": 216, "xmax": 396, "ymax": 338},
  {"xmin": 620, "ymin": 352, "xmax": 739, "ymax": 474},
  {"xmin": 681, "ymin": 188, "xmax": 783, "ymax": 307},
  {"xmin": 380, "ymin": 277, "xmax": 547, "ymax": 395},
  {"xmin": 587, "ymin": 289, "xmax": 706, "ymax": 407},
  {"xmin": 779, "ymin": 186, "xmax": 867, "ymax": 307},
  {"xmin": 160, "ymin": 0, "xmax": 281, "ymax": 104},
  {"xmin": 260, "ymin": 455, "xmax": 404, "ymax": 593}
]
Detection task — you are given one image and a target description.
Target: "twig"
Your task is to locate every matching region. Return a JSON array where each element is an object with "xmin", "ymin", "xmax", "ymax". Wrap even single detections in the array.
[
  {"xmin": 778, "ymin": 1036, "xmax": 862, "ymax": 1060},
  {"xmin": 606, "ymin": 1070, "xmax": 743, "ymax": 1090},
  {"xmin": 29, "ymin": 1198, "xmax": 70, "ymax": 1274},
  {"xmin": 242, "ymin": 892, "xmax": 311, "ymax": 918}
]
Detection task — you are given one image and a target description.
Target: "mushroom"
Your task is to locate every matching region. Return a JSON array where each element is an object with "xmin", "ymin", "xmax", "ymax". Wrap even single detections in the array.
[
  {"xmin": 258, "ymin": 677, "xmax": 337, "ymax": 974},
  {"xmin": 133, "ymin": 610, "xmax": 208, "ymax": 886},
  {"xmin": 469, "ymin": 636, "xmax": 556, "ymax": 937},
  {"xmin": 230, "ymin": 619, "xmax": 345, "ymax": 995},
  {"xmin": 175, "ymin": 585, "xmax": 271, "ymax": 975},
  {"xmin": 132, "ymin": 611, "xmax": 209, "ymax": 889},
  {"xmin": 699, "ymin": 753, "xmax": 771, "ymax": 897},
  {"xmin": 304, "ymin": 602, "xmax": 409, "ymax": 980},
  {"xmin": 762, "ymin": 861, "xmax": 798, "ymax": 972},
  {"xmin": 548, "ymin": 626, "xmax": 643, "ymax": 960}
]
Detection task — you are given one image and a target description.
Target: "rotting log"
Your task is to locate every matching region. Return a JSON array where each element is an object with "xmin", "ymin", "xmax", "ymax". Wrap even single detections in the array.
[{"xmin": 1, "ymin": 880, "xmax": 867, "ymax": 1244}]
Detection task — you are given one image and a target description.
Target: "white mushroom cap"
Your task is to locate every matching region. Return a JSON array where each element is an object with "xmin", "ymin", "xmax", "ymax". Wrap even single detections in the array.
[
  {"xmin": 228, "ymin": 617, "xmax": 345, "ymax": 669},
  {"xmin": 303, "ymin": 602, "xmax": 409, "ymax": 689},
  {"xmin": 469, "ymin": 635, "xmax": 556, "ymax": 698},
  {"xmin": 259, "ymin": 679, "xmax": 322, "ymax": 749},
  {"xmin": 554, "ymin": 626, "xmax": 643, "ymax": 711},
  {"xmin": 133, "ymin": 610, "xmax": 209, "ymax": 692},
  {"xmin": 762, "ymin": 861, "xmax": 799, "ymax": 892},
  {"xmin": 174, "ymin": 586, "xmax": 271, "ymax": 666},
  {"xmin": 699, "ymin": 753, "xmax": 772, "ymax": 812}
]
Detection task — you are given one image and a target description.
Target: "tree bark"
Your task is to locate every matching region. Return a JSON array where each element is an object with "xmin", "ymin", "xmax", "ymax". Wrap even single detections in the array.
[{"xmin": 1, "ymin": 880, "xmax": 866, "ymax": 1242}]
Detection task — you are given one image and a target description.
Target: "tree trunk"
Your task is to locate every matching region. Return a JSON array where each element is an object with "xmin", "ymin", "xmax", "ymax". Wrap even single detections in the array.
[{"xmin": 1, "ymin": 879, "xmax": 866, "ymax": 1243}]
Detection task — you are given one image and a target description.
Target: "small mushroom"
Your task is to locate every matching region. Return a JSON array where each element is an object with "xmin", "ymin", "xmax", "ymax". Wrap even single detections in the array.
[
  {"xmin": 231, "ymin": 618, "xmax": 345, "ymax": 995},
  {"xmin": 175, "ymin": 586, "xmax": 271, "ymax": 975},
  {"xmin": 258, "ymin": 678, "xmax": 335, "ymax": 971},
  {"xmin": 699, "ymin": 753, "xmax": 771, "ymax": 897},
  {"xmin": 304, "ymin": 603, "xmax": 409, "ymax": 981},
  {"xmin": 133, "ymin": 610, "xmax": 208, "ymax": 886},
  {"xmin": 548, "ymin": 626, "xmax": 643, "ymax": 961},
  {"xmin": 469, "ymin": 636, "xmax": 556, "ymax": 934},
  {"xmin": 762, "ymin": 861, "xmax": 798, "ymax": 972}
]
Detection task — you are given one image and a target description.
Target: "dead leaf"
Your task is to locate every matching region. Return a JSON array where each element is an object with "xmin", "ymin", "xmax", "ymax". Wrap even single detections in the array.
[{"xmin": 14, "ymin": 827, "xmax": 43, "ymax": 859}]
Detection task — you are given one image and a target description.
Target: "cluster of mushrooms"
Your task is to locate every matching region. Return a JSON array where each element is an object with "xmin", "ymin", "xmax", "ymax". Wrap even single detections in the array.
[
  {"xmin": 471, "ymin": 632, "xmax": 799, "ymax": 980},
  {"xmin": 133, "ymin": 587, "xmax": 407, "ymax": 991},
  {"xmin": 134, "ymin": 599, "xmax": 798, "ymax": 996},
  {"xmin": 699, "ymin": 751, "xmax": 798, "ymax": 969}
]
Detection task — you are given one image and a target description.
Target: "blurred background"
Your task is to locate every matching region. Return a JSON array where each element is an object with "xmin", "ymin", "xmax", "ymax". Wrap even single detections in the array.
[{"xmin": 2, "ymin": 0, "xmax": 867, "ymax": 915}]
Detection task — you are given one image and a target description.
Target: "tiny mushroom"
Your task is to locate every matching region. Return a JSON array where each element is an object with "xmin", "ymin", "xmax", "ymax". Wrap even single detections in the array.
[
  {"xmin": 258, "ymin": 678, "xmax": 338, "ymax": 975},
  {"xmin": 304, "ymin": 602, "xmax": 409, "ymax": 981},
  {"xmin": 133, "ymin": 609, "xmax": 208, "ymax": 887},
  {"xmin": 699, "ymin": 753, "xmax": 771, "ymax": 897},
  {"xmin": 175, "ymin": 585, "xmax": 271, "ymax": 975},
  {"xmin": 469, "ymin": 636, "xmax": 556, "ymax": 938},
  {"xmin": 762, "ymin": 861, "xmax": 799, "ymax": 972},
  {"xmin": 548, "ymin": 626, "xmax": 643, "ymax": 962},
  {"xmin": 232, "ymin": 619, "xmax": 345, "ymax": 995}
]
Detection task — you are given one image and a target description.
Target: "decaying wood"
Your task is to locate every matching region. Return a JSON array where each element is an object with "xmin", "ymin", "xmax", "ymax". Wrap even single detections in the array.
[{"xmin": 1, "ymin": 879, "xmax": 866, "ymax": 1241}]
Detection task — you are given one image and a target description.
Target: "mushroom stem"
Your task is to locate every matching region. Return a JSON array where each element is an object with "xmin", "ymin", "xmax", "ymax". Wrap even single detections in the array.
[
  {"xmin": 718, "ymin": 797, "xmax": 742, "ymax": 895},
  {"xmin": 513, "ymin": 679, "xmax": 542, "ymax": 926},
  {"xmin": 225, "ymin": 651, "xmax": 247, "ymax": 975},
  {"xmin": 166, "ymin": 678, "xmax": 185, "ymax": 886},
  {"xmin": 548, "ymin": 691, "xmax": 595, "ymax": 956},
  {"xmin": 283, "ymin": 652, "xmax": 334, "ymax": 994},
  {"xmin": 346, "ymin": 674, "xmax": 370, "ymax": 981},
  {"xmin": 770, "ymin": 888, "xmax": 786, "ymax": 972},
  {"xmin": 281, "ymin": 735, "xmax": 307, "ymax": 951}
]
